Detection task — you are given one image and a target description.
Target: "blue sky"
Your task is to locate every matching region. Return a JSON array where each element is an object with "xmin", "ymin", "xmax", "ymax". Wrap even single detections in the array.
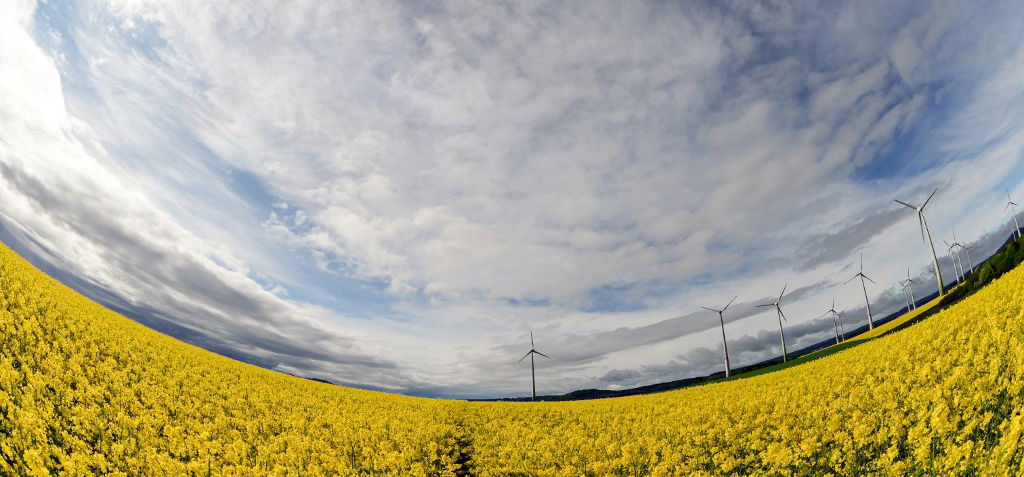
[{"xmin": 1, "ymin": 0, "xmax": 1024, "ymax": 397}]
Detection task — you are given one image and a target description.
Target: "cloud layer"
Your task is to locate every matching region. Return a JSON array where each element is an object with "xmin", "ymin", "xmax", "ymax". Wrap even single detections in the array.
[{"xmin": 1, "ymin": 0, "xmax": 1023, "ymax": 397}]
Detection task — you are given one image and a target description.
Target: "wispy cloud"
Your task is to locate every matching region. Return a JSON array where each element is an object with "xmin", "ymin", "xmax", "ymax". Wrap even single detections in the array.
[{"xmin": 0, "ymin": 0, "xmax": 1022, "ymax": 397}]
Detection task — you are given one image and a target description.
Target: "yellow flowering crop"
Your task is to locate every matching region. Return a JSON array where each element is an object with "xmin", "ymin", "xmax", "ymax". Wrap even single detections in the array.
[{"xmin": 1, "ymin": 241, "xmax": 1022, "ymax": 475}]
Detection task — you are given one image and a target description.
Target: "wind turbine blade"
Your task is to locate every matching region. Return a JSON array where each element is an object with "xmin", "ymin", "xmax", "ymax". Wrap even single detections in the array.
[
  {"xmin": 779, "ymin": 283, "xmax": 788, "ymax": 301},
  {"xmin": 534, "ymin": 351, "xmax": 551, "ymax": 359},
  {"xmin": 923, "ymin": 187, "xmax": 938, "ymax": 208},
  {"xmin": 894, "ymin": 199, "xmax": 917, "ymax": 209},
  {"xmin": 755, "ymin": 303, "xmax": 775, "ymax": 308},
  {"xmin": 860, "ymin": 253, "xmax": 864, "ymax": 273},
  {"xmin": 518, "ymin": 351, "xmax": 532, "ymax": 362},
  {"xmin": 778, "ymin": 307, "xmax": 788, "ymax": 322},
  {"xmin": 863, "ymin": 274, "xmax": 876, "ymax": 284},
  {"xmin": 843, "ymin": 274, "xmax": 858, "ymax": 285},
  {"xmin": 700, "ymin": 306, "xmax": 716, "ymax": 312},
  {"xmin": 918, "ymin": 214, "xmax": 926, "ymax": 244},
  {"xmin": 530, "ymin": 330, "xmax": 535, "ymax": 348},
  {"xmin": 723, "ymin": 295, "xmax": 737, "ymax": 311}
]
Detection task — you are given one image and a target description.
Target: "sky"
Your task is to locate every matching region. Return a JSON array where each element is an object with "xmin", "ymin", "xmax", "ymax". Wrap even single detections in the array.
[{"xmin": 1, "ymin": 0, "xmax": 1024, "ymax": 398}]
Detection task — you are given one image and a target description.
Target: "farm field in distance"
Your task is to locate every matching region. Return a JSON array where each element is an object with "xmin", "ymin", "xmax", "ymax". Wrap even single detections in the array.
[{"xmin": 2, "ymin": 241, "xmax": 1023, "ymax": 475}]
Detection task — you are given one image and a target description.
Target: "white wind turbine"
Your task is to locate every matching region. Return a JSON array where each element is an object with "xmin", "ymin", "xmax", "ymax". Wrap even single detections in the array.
[
  {"xmin": 896, "ymin": 188, "xmax": 945, "ymax": 296},
  {"xmin": 518, "ymin": 331, "xmax": 550, "ymax": 401},
  {"xmin": 902, "ymin": 268, "xmax": 918, "ymax": 310},
  {"xmin": 898, "ymin": 279, "xmax": 914, "ymax": 312},
  {"xmin": 701, "ymin": 296, "xmax": 737, "ymax": 377},
  {"xmin": 1007, "ymin": 190, "xmax": 1021, "ymax": 240},
  {"xmin": 823, "ymin": 298, "xmax": 843, "ymax": 344},
  {"xmin": 961, "ymin": 243, "xmax": 975, "ymax": 275},
  {"xmin": 953, "ymin": 227, "xmax": 974, "ymax": 275},
  {"xmin": 756, "ymin": 285, "xmax": 790, "ymax": 363},
  {"xmin": 837, "ymin": 311, "xmax": 846, "ymax": 339},
  {"xmin": 844, "ymin": 253, "xmax": 877, "ymax": 329},
  {"xmin": 944, "ymin": 239, "xmax": 964, "ymax": 285}
]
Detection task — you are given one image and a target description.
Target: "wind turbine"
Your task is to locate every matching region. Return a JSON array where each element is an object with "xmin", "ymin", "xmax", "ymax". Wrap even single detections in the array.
[
  {"xmin": 944, "ymin": 240, "xmax": 963, "ymax": 285},
  {"xmin": 898, "ymin": 279, "xmax": 913, "ymax": 312},
  {"xmin": 756, "ymin": 285, "xmax": 790, "ymax": 362},
  {"xmin": 1007, "ymin": 190, "xmax": 1021, "ymax": 240},
  {"xmin": 896, "ymin": 188, "xmax": 945, "ymax": 295},
  {"xmin": 701, "ymin": 296, "xmax": 737, "ymax": 377},
  {"xmin": 902, "ymin": 268, "xmax": 918, "ymax": 310},
  {"xmin": 844, "ymin": 253, "xmax": 876, "ymax": 329},
  {"xmin": 961, "ymin": 243, "xmax": 975, "ymax": 275},
  {"xmin": 953, "ymin": 227, "xmax": 974, "ymax": 275},
  {"xmin": 837, "ymin": 311, "xmax": 846, "ymax": 340},
  {"xmin": 518, "ymin": 331, "xmax": 550, "ymax": 401},
  {"xmin": 823, "ymin": 298, "xmax": 843, "ymax": 344}
]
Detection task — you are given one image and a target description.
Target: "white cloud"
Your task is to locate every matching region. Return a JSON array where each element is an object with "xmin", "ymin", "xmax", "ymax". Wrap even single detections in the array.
[
  {"xmin": 1, "ymin": 0, "xmax": 1023, "ymax": 397},
  {"xmin": 0, "ymin": 0, "xmax": 436, "ymax": 392}
]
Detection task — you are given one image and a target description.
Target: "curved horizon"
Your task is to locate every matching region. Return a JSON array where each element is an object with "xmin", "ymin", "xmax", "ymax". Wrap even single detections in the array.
[{"xmin": 2, "ymin": 0, "xmax": 1024, "ymax": 398}]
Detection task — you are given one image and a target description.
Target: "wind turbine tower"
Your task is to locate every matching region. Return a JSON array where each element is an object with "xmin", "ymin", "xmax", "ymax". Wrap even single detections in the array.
[
  {"xmin": 518, "ymin": 331, "xmax": 550, "ymax": 401},
  {"xmin": 824, "ymin": 298, "xmax": 843, "ymax": 344},
  {"xmin": 838, "ymin": 312, "xmax": 845, "ymax": 340},
  {"xmin": 756, "ymin": 285, "xmax": 790, "ymax": 362},
  {"xmin": 702, "ymin": 296, "xmax": 737, "ymax": 377},
  {"xmin": 845, "ymin": 253, "xmax": 877, "ymax": 329},
  {"xmin": 899, "ymin": 279, "xmax": 913, "ymax": 311},
  {"xmin": 903, "ymin": 268, "xmax": 918, "ymax": 310},
  {"xmin": 896, "ymin": 188, "xmax": 945, "ymax": 295},
  {"xmin": 1008, "ymin": 191, "xmax": 1021, "ymax": 240},
  {"xmin": 953, "ymin": 227, "xmax": 974, "ymax": 275},
  {"xmin": 944, "ymin": 240, "xmax": 964, "ymax": 285},
  {"xmin": 961, "ymin": 243, "xmax": 975, "ymax": 275}
]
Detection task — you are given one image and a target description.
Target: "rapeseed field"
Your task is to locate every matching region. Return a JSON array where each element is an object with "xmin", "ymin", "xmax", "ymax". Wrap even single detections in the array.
[{"xmin": 1, "ymin": 242, "xmax": 1022, "ymax": 475}]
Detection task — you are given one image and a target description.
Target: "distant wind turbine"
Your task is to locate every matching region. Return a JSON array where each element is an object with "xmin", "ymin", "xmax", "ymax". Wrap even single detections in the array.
[
  {"xmin": 701, "ymin": 296, "xmax": 737, "ymax": 377},
  {"xmin": 898, "ymin": 279, "xmax": 913, "ymax": 312},
  {"xmin": 1007, "ymin": 190, "xmax": 1021, "ymax": 240},
  {"xmin": 823, "ymin": 298, "xmax": 843, "ymax": 344},
  {"xmin": 902, "ymin": 268, "xmax": 918, "ymax": 310},
  {"xmin": 756, "ymin": 285, "xmax": 790, "ymax": 362},
  {"xmin": 896, "ymin": 188, "xmax": 945, "ymax": 295},
  {"xmin": 961, "ymin": 243, "xmax": 975, "ymax": 275},
  {"xmin": 944, "ymin": 240, "xmax": 964, "ymax": 285},
  {"xmin": 518, "ymin": 331, "xmax": 550, "ymax": 401},
  {"xmin": 838, "ymin": 312, "xmax": 846, "ymax": 339},
  {"xmin": 844, "ymin": 253, "xmax": 876, "ymax": 329},
  {"xmin": 953, "ymin": 227, "xmax": 974, "ymax": 275}
]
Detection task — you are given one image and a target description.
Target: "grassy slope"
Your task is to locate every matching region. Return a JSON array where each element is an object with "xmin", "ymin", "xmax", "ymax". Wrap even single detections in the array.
[
  {"xmin": 713, "ymin": 291, "xmax": 950, "ymax": 383},
  {"xmin": 717, "ymin": 233, "xmax": 1024, "ymax": 386}
]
